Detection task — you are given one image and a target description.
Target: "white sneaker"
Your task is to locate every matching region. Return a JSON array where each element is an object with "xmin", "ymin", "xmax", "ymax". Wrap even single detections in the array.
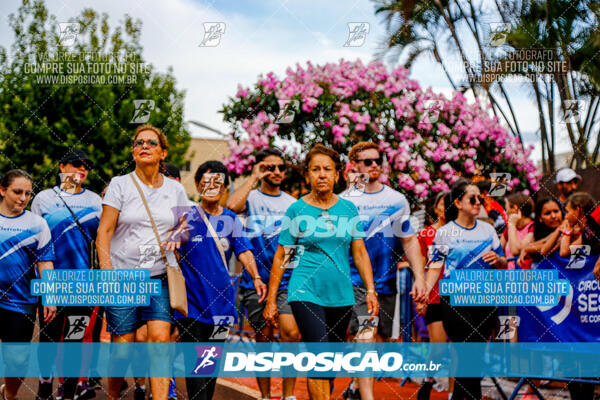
[{"xmin": 284, "ymin": 397, "xmax": 297, "ymax": 400}]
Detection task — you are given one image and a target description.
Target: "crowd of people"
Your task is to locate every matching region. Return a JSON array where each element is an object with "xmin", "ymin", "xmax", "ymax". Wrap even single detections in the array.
[{"xmin": 0, "ymin": 123, "xmax": 599, "ymax": 400}]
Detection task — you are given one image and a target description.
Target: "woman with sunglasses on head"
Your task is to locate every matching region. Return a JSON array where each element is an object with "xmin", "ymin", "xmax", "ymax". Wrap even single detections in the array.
[
  {"xmin": 425, "ymin": 179, "xmax": 506, "ymax": 400},
  {"xmin": 0, "ymin": 170, "xmax": 56, "ymax": 400},
  {"xmin": 31, "ymin": 149, "xmax": 103, "ymax": 400},
  {"xmin": 97, "ymin": 125, "xmax": 190, "ymax": 400},
  {"xmin": 264, "ymin": 144, "xmax": 379, "ymax": 400}
]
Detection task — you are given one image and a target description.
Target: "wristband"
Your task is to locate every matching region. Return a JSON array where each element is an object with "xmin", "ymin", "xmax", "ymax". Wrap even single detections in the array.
[
  {"xmin": 366, "ymin": 290, "xmax": 378, "ymax": 297},
  {"xmin": 254, "ymin": 276, "xmax": 261, "ymax": 280},
  {"xmin": 563, "ymin": 230, "xmax": 572, "ymax": 236}
]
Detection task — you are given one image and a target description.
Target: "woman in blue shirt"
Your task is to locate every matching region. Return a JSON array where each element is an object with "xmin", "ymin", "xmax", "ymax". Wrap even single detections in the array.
[
  {"xmin": 263, "ymin": 144, "xmax": 379, "ymax": 399},
  {"xmin": 0, "ymin": 170, "xmax": 56, "ymax": 400},
  {"xmin": 425, "ymin": 179, "xmax": 507, "ymax": 400},
  {"xmin": 171, "ymin": 161, "xmax": 266, "ymax": 400}
]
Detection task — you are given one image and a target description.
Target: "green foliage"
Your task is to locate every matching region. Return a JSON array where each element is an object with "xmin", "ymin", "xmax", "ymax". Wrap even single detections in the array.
[{"xmin": 0, "ymin": 0, "xmax": 190, "ymax": 193}]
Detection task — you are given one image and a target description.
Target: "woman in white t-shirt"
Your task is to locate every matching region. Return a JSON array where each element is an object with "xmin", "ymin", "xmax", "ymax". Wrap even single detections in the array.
[{"xmin": 97, "ymin": 125, "xmax": 189, "ymax": 400}]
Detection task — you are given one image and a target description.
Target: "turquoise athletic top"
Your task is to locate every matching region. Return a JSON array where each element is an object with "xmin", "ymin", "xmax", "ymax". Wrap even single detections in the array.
[{"xmin": 278, "ymin": 196, "xmax": 365, "ymax": 307}]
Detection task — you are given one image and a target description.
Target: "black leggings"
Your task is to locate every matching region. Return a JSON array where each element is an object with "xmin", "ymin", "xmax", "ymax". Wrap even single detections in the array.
[
  {"xmin": 38, "ymin": 305, "xmax": 101, "ymax": 399},
  {"xmin": 290, "ymin": 301, "xmax": 352, "ymax": 342},
  {"xmin": 441, "ymin": 298, "xmax": 498, "ymax": 400},
  {"xmin": 176, "ymin": 318, "xmax": 226, "ymax": 400}
]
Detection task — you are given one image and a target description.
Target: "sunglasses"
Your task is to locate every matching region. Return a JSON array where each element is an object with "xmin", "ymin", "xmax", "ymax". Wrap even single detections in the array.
[
  {"xmin": 265, "ymin": 164, "xmax": 286, "ymax": 173},
  {"xmin": 70, "ymin": 160, "xmax": 92, "ymax": 170},
  {"xmin": 468, "ymin": 195, "xmax": 485, "ymax": 205},
  {"xmin": 357, "ymin": 157, "xmax": 383, "ymax": 166},
  {"xmin": 133, "ymin": 139, "xmax": 159, "ymax": 148}
]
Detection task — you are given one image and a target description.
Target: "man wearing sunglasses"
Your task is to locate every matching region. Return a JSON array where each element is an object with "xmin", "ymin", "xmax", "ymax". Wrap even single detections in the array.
[
  {"xmin": 31, "ymin": 148, "xmax": 102, "ymax": 400},
  {"xmin": 341, "ymin": 142, "xmax": 427, "ymax": 400},
  {"xmin": 226, "ymin": 148, "xmax": 300, "ymax": 400}
]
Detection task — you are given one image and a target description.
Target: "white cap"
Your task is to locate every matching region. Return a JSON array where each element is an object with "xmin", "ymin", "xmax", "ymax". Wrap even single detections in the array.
[{"xmin": 555, "ymin": 168, "xmax": 581, "ymax": 183}]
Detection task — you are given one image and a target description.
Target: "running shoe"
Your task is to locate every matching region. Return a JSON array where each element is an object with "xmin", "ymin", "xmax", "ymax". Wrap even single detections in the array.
[
  {"xmin": 284, "ymin": 397, "xmax": 297, "ymax": 400},
  {"xmin": 87, "ymin": 378, "xmax": 102, "ymax": 391},
  {"xmin": 417, "ymin": 381, "xmax": 434, "ymax": 400},
  {"xmin": 55, "ymin": 383, "xmax": 64, "ymax": 400},
  {"xmin": 74, "ymin": 381, "xmax": 96, "ymax": 400},
  {"xmin": 119, "ymin": 381, "xmax": 129, "ymax": 397},
  {"xmin": 520, "ymin": 394, "xmax": 539, "ymax": 400},
  {"xmin": 1, "ymin": 384, "xmax": 7, "ymax": 400},
  {"xmin": 36, "ymin": 379, "xmax": 54, "ymax": 400},
  {"xmin": 168, "ymin": 378, "xmax": 177, "ymax": 400},
  {"xmin": 134, "ymin": 385, "xmax": 146, "ymax": 400},
  {"xmin": 342, "ymin": 383, "xmax": 361, "ymax": 400}
]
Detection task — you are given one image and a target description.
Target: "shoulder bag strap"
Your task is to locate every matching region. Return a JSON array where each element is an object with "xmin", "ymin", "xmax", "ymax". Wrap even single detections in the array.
[
  {"xmin": 52, "ymin": 187, "xmax": 92, "ymax": 244},
  {"xmin": 129, "ymin": 173, "xmax": 171, "ymax": 267}
]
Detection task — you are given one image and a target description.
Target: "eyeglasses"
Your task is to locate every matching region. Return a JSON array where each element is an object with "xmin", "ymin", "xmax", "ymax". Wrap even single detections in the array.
[
  {"xmin": 468, "ymin": 195, "xmax": 485, "ymax": 205},
  {"xmin": 133, "ymin": 139, "xmax": 159, "ymax": 148},
  {"xmin": 70, "ymin": 160, "xmax": 91, "ymax": 170},
  {"xmin": 265, "ymin": 164, "xmax": 286, "ymax": 173},
  {"xmin": 357, "ymin": 157, "xmax": 383, "ymax": 166}
]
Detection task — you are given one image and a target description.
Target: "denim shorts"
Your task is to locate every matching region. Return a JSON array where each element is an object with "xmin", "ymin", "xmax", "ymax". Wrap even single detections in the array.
[{"xmin": 105, "ymin": 275, "xmax": 172, "ymax": 335}]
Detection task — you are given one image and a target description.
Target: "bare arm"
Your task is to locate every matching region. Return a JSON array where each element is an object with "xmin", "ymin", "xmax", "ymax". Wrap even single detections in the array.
[
  {"xmin": 96, "ymin": 205, "xmax": 119, "ymax": 269},
  {"xmin": 541, "ymin": 226, "xmax": 564, "ymax": 256},
  {"xmin": 263, "ymin": 245, "xmax": 287, "ymax": 328},
  {"xmin": 37, "ymin": 261, "xmax": 56, "ymax": 322},
  {"xmin": 238, "ymin": 250, "xmax": 267, "ymax": 302},
  {"xmin": 225, "ymin": 162, "xmax": 268, "ymax": 213},
  {"xmin": 401, "ymin": 235, "xmax": 428, "ymax": 302},
  {"xmin": 352, "ymin": 239, "xmax": 379, "ymax": 318}
]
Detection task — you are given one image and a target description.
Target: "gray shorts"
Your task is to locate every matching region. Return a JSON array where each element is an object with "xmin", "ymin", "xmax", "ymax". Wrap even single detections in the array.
[
  {"xmin": 349, "ymin": 286, "xmax": 397, "ymax": 339},
  {"xmin": 239, "ymin": 288, "xmax": 292, "ymax": 333}
]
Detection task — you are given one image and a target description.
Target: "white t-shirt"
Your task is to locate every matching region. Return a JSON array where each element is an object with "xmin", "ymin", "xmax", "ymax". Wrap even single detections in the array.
[{"xmin": 102, "ymin": 173, "xmax": 190, "ymax": 276}]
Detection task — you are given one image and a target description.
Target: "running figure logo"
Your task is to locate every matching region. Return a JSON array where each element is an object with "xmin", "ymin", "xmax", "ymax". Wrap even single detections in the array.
[
  {"xmin": 65, "ymin": 315, "xmax": 90, "ymax": 340},
  {"xmin": 58, "ymin": 22, "xmax": 80, "ymax": 47},
  {"xmin": 489, "ymin": 172, "xmax": 511, "ymax": 197},
  {"xmin": 562, "ymin": 100, "xmax": 587, "ymax": 124},
  {"xmin": 495, "ymin": 316, "xmax": 520, "ymax": 340},
  {"xmin": 344, "ymin": 23, "xmax": 370, "ymax": 47},
  {"xmin": 199, "ymin": 23, "xmax": 226, "ymax": 47},
  {"xmin": 192, "ymin": 345, "xmax": 223, "ymax": 375},
  {"xmin": 567, "ymin": 245, "xmax": 590, "ymax": 269},
  {"xmin": 210, "ymin": 316, "xmax": 234, "ymax": 340},
  {"xmin": 131, "ymin": 100, "xmax": 155, "ymax": 124},
  {"xmin": 356, "ymin": 316, "xmax": 379, "ymax": 340}
]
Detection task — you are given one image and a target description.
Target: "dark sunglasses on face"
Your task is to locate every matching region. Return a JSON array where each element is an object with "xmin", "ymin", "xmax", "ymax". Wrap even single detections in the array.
[
  {"xmin": 265, "ymin": 164, "xmax": 286, "ymax": 173},
  {"xmin": 357, "ymin": 157, "xmax": 383, "ymax": 166},
  {"xmin": 133, "ymin": 139, "xmax": 159, "ymax": 148},
  {"xmin": 468, "ymin": 195, "xmax": 485, "ymax": 205},
  {"xmin": 70, "ymin": 160, "xmax": 91, "ymax": 170}
]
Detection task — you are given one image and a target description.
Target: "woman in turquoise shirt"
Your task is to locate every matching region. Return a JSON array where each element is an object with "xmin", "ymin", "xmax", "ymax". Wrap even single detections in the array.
[{"xmin": 264, "ymin": 144, "xmax": 378, "ymax": 400}]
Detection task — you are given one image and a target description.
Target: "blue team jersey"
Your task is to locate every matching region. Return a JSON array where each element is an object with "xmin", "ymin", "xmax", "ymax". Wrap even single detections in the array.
[
  {"xmin": 430, "ymin": 220, "xmax": 504, "ymax": 278},
  {"xmin": 0, "ymin": 210, "xmax": 55, "ymax": 314},
  {"xmin": 31, "ymin": 187, "xmax": 101, "ymax": 270},
  {"xmin": 341, "ymin": 185, "xmax": 414, "ymax": 294},
  {"xmin": 240, "ymin": 189, "xmax": 295, "ymax": 291},
  {"xmin": 175, "ymin": 207, "xmax": 253, "ymax": 323}
]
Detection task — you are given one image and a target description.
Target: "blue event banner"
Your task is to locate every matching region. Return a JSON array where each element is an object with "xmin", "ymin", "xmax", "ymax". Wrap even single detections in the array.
[
  {"xmin": 519, "ymin": 252, "xmax": 600, "ymax": 342},
  {"xmin": 438, "ymin": 269, "xmax": 570, "ymax": 306},
  {"xmin": 30, "ymin": 269, "xmax": 162, "ymax": 306},
  {"xmin": 3, "ymin": 342, "xmax": 600, "ymax": 378}
]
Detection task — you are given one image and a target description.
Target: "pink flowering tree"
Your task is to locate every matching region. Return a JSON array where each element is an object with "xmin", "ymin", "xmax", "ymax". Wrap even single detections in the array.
[{"xmin": 220, "ymin": 59, "xmax": 540, "ymax": 200}]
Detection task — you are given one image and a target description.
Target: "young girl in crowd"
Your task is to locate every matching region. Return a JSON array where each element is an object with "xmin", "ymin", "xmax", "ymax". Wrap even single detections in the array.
[
  {"xmin": 518, "ymin": 198, "xmax": 563, "ymax": 267},
  {"xmin": 426, "ymin": 179, "xmax": 507, "ymax": 400},
  {"xmin": 502, "ymin": 193, "xmax": 534, "ymax": 269},
  {"xmin": 416, "ymin": 191, "xmax": 454, "ymax": 400}
]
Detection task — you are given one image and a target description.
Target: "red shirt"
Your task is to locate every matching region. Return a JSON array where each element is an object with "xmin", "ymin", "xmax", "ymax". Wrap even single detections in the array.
[{"xmin": 418, "ymin": 225, "xmax": 444, "ymax": 304}]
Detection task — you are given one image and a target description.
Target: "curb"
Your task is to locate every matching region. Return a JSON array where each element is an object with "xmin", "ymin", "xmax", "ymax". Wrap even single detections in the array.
[{"xmin": 214, "ymin": 378, "xmax": 260, "ymax": 400}]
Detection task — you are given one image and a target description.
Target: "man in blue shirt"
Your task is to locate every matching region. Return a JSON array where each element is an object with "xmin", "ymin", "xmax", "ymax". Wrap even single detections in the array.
[
  {"xmin": 31, "ymin": 149, "xmax": 102, "ymax": 400},
  {"xmin": 227, "ymin": 148, "xmax": 300, "ymax": 400}
]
